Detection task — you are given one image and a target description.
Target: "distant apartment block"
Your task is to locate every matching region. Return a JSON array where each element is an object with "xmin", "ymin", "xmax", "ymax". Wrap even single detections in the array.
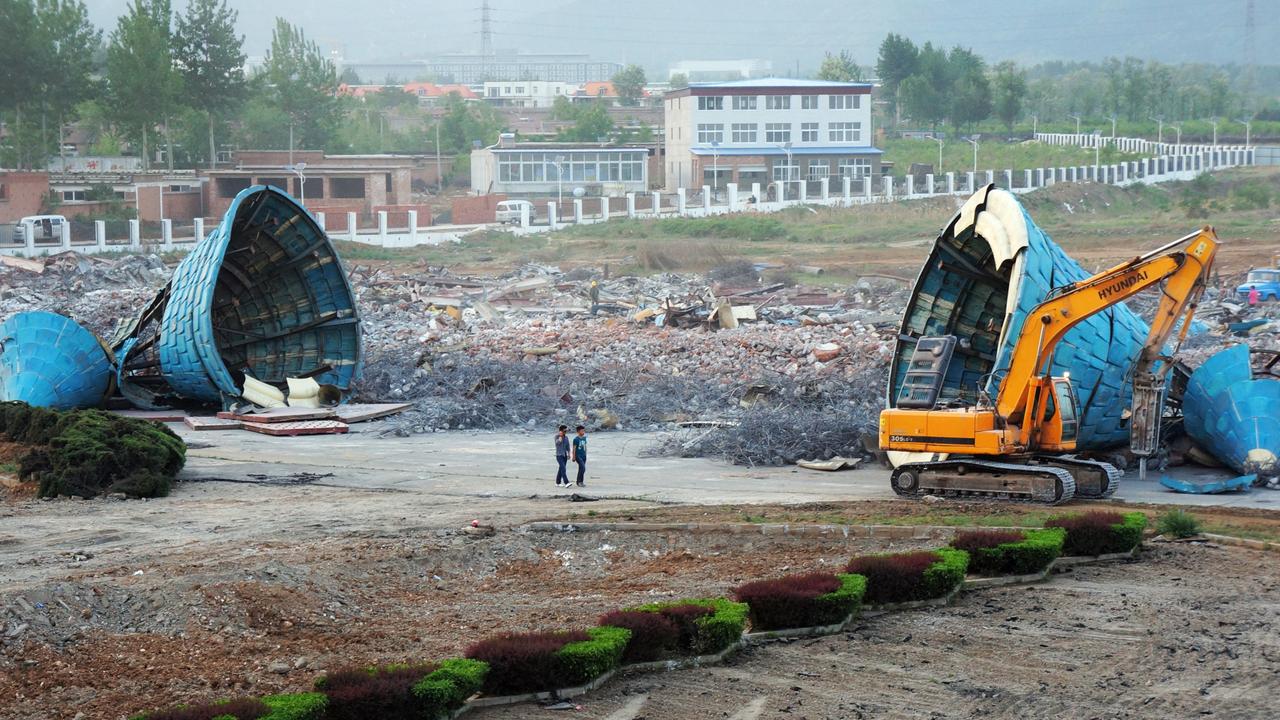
[
  {"xmin": 482, "ymin": 81, "xmax": 576, "ymax": 108},
  {"xmin": 667, "ymin": 59, "xmax": 772, "ymax": 82},
  {"xmin": 341, "ymin": 53, "xmax": 621, "ymax": 85},
  {"xmin": 663, "ymin": 79, "xmax": 881, "ymax": 194}
]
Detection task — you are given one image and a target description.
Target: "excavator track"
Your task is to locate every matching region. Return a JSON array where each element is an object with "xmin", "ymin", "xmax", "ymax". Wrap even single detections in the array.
[
  {"xmin": 1037, "ymin": 456, "xmax": 1122, "ymax": 499},
  {"xmin": 890, "ymin": 460, "xmax": 1077, "ymax": 505}
]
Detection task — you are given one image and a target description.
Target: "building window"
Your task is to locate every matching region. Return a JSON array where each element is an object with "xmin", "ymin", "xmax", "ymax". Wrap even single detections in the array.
[
  {"xmin": 807, "ymin": 161, "xmax": 830, "ymax": 180},
  {"xmin": 829, "ymin": 122, "xmax": 861, "ymax": 142},
  {"xmin": 697, "ymin": 124, "xmax": 724, "ymax": 144},
  {"xmin": 218, "ymin": 177, "xmax": 251, "ymax": 198},
  {"xmin": 765, "ymin": 123, "xmax": 791, "ymax": 143},
  {"xmin": 62, "ymin": 189, "xmax": 86, "ymax": 202},
  {"xmin": 830, "ymin": 94, "xmax": 860, "ymax": 109},
  {"xmin": 698, "ymin": 96, "xmax": 724, "ymax": 110},
  {"xmin": 838, "ymin": 158, "xmax": 872, "ymax": 178},
  {"xmin": 732, "ymin": 95, "xmax": 757, "ymax": 110},
  {"xmin": 331, "ymin": 177, "xmax": 366, "ymax": 198},
  {"xmin": 296, "ymin": 177, "xmax": 324, "ymax": 198},
  {"xmin": 765, "ymin": 95, "xmax": 790, "ymax": 110},
  {"xmin": 801, "ymin": 122, "xmax": 819, "ymax": 142},
  {"xmin": 0, "ymin": 183, "xmax": 7, "ymax": 200},
  {"xmin": 731, "ymin": 123, "xmax": 757, "ymax": 143},
  {"xmin": 772, "ymin": 163, "xmax": 799, "ymax": 182},
  {"xmin": 801, "ymin": 95, "xmax": 819, "ymax": 109},
  {"xmin": 497, "ymin": 151, "xmax": 644, "ymax": 185}
]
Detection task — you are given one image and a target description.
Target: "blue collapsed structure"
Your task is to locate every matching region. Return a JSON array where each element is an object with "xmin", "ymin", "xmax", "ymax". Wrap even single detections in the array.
[
  {"xmin": 1, "ymin": 186, "xmax": 362, "ymax": 410},
  {"xmin": 889, "ymin": 185, "xmax": 1150, "ymax": 451},
  {"xmin": 1183, "ymin": 343, "xmax": 1280, "ymax": 484}
]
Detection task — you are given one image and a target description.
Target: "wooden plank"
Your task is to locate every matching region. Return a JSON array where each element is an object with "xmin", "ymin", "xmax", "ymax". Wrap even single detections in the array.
[
  {"xmin": 217, "ymin": 407, "xmax": 336, "ymax": 423},
  {"xmin": 184, "ymin": 416, "xmax": 244, "ymax": 431},
  {"xmin": 242, "ymin": 420, "xmax": 349, "ymax": 436},
  {"xmin": 0, "ymin": 255, "xmax": 46, "ymax": 273},
  {"xmin": 112, "ymin": 409, "xmax": 187, "ymax": 422},
  {"xmin": 333, "ymin": 402, "xmax": 413, "ymax": 424}
]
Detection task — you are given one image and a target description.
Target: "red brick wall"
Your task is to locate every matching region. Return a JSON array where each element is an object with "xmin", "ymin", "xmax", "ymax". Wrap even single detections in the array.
[
  {"xmin": 452, "ymin": 194, "xmax": 507, "ymax": 224},
  {"xmin": 0, "ymin": 172, "xmax": 50, "ymax": 222}
]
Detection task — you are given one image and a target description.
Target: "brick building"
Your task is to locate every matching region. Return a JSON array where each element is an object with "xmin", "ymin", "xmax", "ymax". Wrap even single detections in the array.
[{"xmin": 0, "ymin": 171, "xmax": 51, "ymax": 223}]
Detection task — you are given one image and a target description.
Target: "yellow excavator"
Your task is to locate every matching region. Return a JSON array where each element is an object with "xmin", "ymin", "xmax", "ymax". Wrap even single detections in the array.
[{"xmin": 880, "ymin": 227, "xmax": 1219, "ymax": 504}]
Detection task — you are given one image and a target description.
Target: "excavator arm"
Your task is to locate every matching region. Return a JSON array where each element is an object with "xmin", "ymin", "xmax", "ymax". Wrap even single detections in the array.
[{"xmin": 994, "ymin": 227, "xmax": 1219, "ymax": 448}]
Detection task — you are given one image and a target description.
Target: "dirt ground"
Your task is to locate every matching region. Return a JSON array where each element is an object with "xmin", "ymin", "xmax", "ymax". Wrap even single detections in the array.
[{"xmin": 3, "ymin": 477, "xmax": 1280, "ymax": 719}]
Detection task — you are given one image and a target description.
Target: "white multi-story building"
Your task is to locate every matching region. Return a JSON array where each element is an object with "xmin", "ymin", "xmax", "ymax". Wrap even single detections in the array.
[
  {"xmin": 482, "ymin": 81, "xmax": 577, "ymax": 108},
  {"xmin": 663, "ymin": 78, "xmax": 880, "ymax": 194}
]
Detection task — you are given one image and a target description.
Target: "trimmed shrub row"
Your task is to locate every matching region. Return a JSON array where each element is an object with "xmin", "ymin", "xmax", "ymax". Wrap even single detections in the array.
[
  {"xmin": 734, "ymin": 572, "xmax": 867, "ymax": 631},
  {"xmin": 847, "ymin": 548, "xmax": 969, "ymax": 605},
  {"xmin": 465, "ymin": 626, "xmax": 629, "ymax": 695},
  {"xmin": 624, "ymin": 598, "xmax": 749, "ymax": 656},
  {"xmin": 133, "ymin": 693, "xmax": 327, "ymax": 720},
  {"xmin": 951, "ymin": 528, "xmax": 1066, "ymax": 576},
  {"xmin": 1046, "ymin": 511, "xmax": 1147, "ymax": 556}
]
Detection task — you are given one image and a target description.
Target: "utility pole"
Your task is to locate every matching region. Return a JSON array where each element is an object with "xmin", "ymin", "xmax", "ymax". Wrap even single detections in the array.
[
  {"xmin": 1148, "ymin": 115, "xmax": 1163, "ymax": 145},
  {"xmin": 435, "ymin": 117, "xmax": 443, "ymax": 194},
  {"xmin": 1210, "ymin": 117, "xmax": 1218, "ymax": 148},
  {"xmin": 1237, "ymin": 118, "xmax": 1251, "ymax": 147},
  {"xmin": 1109, "ymin": 114, "xmax": 1117, "ymax": 138},
  {"xmin": 966, "ymin": 136, "xmax": 979, "ymax": 175}
]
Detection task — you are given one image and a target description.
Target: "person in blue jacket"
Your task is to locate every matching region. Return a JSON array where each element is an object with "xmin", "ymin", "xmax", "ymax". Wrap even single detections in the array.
[
  {"xmin": 572, "ymin": 425, "xmax": 588, "ymax": 487},
  {"xmin": 554, "ymin": 425, "xmax": 570, "ymax": 487}
]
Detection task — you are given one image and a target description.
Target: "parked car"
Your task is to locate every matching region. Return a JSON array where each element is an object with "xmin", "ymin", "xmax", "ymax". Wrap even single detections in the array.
[
  {"xmin": 494, "ymin": 200, "xmax": 533, "ymax": 224},
  {"xmin": 12, "ymin": 214, "xmax": 67, "ymax": 244},
  {"xmin": 1236, "ymin": 268, "xmax": 1280, "ymax": 302}
]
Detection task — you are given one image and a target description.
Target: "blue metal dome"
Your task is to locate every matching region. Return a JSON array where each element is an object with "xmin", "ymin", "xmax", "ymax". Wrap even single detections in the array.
[
  {"xmin": 0, "ymin": 311, "xmax": 113, "ymax": 409},
  {"xmin": 1183, "ymin": 344, "xmax": 1280, "ymax": 479},
  {"xmin": 114, "ymin": 185, "xmax": 361, "ymax": 407}
]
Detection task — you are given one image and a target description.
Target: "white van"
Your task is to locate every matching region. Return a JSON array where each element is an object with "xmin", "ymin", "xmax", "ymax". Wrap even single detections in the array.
[
  {"xmin": 494, "ymin": 200, "xmax": 534, "ymax": 225},
  {"xmin": 13, "ymin": 215, "xmax": 68, "ymax": 244}
]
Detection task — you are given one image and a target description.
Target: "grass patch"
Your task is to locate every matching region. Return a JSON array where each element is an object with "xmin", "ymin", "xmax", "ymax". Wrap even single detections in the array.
[{"xmin": 1157, "ymin": 509, "xmax": 1202, "ymax": 539}]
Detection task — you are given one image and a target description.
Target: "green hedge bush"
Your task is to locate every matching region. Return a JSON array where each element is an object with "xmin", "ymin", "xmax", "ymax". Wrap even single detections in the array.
[
  {"xmin": 627, "ymin": 598, "xmax": 749, "ymax": 655},
  {"xmin": 951, "ymin": 528, "xmax": 1066, "ymax": 576},
  {"xmin": 411, "ymin": 658, "xmax": 488, "ymax": 717},
  {"xmin": 0, "ymin": 403, "xmax": 186, "ymax": 498},
  {"xmin": 557, "ymin": 626, "xmax": 631, "ymax": 687},
  {"xmin": 1046, "ymin": 511, "xmax": 1146, "ymax": 556},
  {"xmin": 259, "ymin": 694, "xmax": 327, "ymax": 720},
  {"xmin": 734, "ymin": 572, "xmax": 867, "ymax": 631},
  {"xmin": 130, "ymin": 693, "xmax": 325, "ymax": 720},
  {"xmin": 848, "ymin": 548, "xmax": 969, "ymax": 604}
]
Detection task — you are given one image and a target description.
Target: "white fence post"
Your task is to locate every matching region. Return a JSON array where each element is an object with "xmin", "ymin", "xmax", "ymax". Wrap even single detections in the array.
[
  {"xmin": 702, "ymin": 185, "xmax": 712, "ymax": 213},
  {"xmin": 883, "ymin": 176, "xmax": 894, "ymax": 199},
  {"xmin": 161, "ymin": 219, "xmax": 173, "ymax": 250},
  {"xmin": 676, "ymin": 188, "xmax": 687, "ymax": 215},
  {"xmin": 60, "ymin": 220, "xmax": 72, "ymax": 250},
  {"xmin": 985, "ymin": 170, "xmax": 995, "ymax": 186},
  {"xmin": 862, "ymin": 176, "xmax": 872, "ymax": 200},
  {"xmin": 408, "ymin": 210, "xmax": 418, "ymax": 243},
  {"xmin": 599, "ymin": 196, "xmax": 610, "ymax": 221},
  {"xmin": 547, "ymin": 202, "xmax": 558, "ymax": 229},
  {"xmin": 728, "ymin": 182, "xmax": 739, "ymax": 211},
  {"xmin": 347, "ymin": 212, "xmax": 358, "ymax": 240},
  {"xmin": 904, "ymin": 175, "xmax": 914, "ymax": 197},
  {"xmin": 819, "ymin": 178, "xmax": 829, "ymax": 201},
  {"xmin": 520, "ymin": 203, "xmax": 531, "ymax": 228},
  {"xmin": 315, "ymin": 212, "xmax": 325, "ymax": 232},
  {"xmin": 966, "ymin": 171, "xmax": 976, "ymax": 192},
  {"xmin": 652, "ymin": 190, "xmax": 661, "ymax": 216},
  {"xmin": 626, "ymin": 193, "xmax": 637, "ymax": 218},
  {"xmin": 842, "ymin": 176, "xmax": 852, "ymax": 203},
  {"xmin": 128, "ymin": 219, "xmax": 140, "ymax": 249},
  {"xmin": 751, "ymin": 182, "xmax": 762, "ymax": 204},
  {"xmin": 946, "ymin": 172, "xmax": 956, "ymax": 194},
  {"xmin": 925, "ymin": 173, "xmax": 934, "ymax": 195},
  {"xmin": 377, "ymin": 210, "xmax": 388, "ymax": 240},
  {"xmin": 95, "ymin": 220, "xmax": 106, "ymax": 250},
  {"xmin": 573, "ymin": 199, "xmax": 583, "ymax": 224},
  {"xmin": 193, "ymin": 217, "xmax": 204, "ymax": 243}
]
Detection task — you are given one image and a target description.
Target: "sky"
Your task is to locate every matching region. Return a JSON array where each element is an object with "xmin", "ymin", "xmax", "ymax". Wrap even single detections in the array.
[{"xmin": 84, "ymin": 0, "xmax": 1277, "ymax": 72}]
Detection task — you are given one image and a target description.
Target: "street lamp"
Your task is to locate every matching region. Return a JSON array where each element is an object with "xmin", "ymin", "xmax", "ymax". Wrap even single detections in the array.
[
  {"xmin": 1031, "ymin": 114, "xmax": 1038, "ymax": 137},
  {"xmin": 551, "ymin": 155, "xmax": 566, "ymax": 207},
  {"xmin": 1068, "ymin": 114, "xmax": 1082, "ymax": 135},
  {"xmin": 1092, "ymin": 132, "xmax": 1101, "ymax": 169},
  {"xmin": 933, "ymin": 136, "xmax": 944, "ymax": 175},
  {"xmin": 1237, "ymin": 118, "xmax": 1252, "ymax": 147},
  {"xmin": 1108, "ymin": 114, "xmax": 1117, "ymax": 138},
  {"xmin": 1169, "ymin": 123, "xmax": 1182, "ymax": 148},
  {"xmin": 1210, "ymin": 117, "xmax": 1219, "ymax": 148},
  {"xmin": 775, "ymin": 141, "xmax": 794, "ymax": 201},
  {"xmin": 286, "ymin": 162, "xmax": 308, "ymax": 205},
  {"xmin": 1148, "ymin": 115, "xmax": 1164, "ymax": 145},
  {"xmin": 710, "ymin": 139, "xmax": 720, "ymax": 200},
  {"xmin": 965, "ymin": 135, "xmax": 979, "ymax": 176}
]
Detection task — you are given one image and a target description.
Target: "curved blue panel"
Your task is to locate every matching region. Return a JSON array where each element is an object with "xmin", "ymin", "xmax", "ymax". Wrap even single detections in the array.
[
  {"xmin": 890, "ymin": 188, "xmax": 1149, "ymax": 449},
  {"xmin": 0, "ymin": 311, "xmax": 113, "ymax": 409},
  {"xmin": 118, "ymin": 185, "xmax": 361, "ymax": 405},
  {"xmin": 1184, "ymin": 344, "xmax": 1280, "ymax": 476}
]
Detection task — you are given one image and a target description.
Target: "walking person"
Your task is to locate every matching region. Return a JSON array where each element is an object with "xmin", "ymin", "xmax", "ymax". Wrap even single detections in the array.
[
  {"xmin": 589, "ymin": 280, "xmax": 601, "ymax": 316},
  {"xmin": 554, "ymin": 425, "xmax": 570, "ymax": 487},
  {"xmin": 1249, "ymin": 285, "xmax": 1261, "ymax": 307},
  {"xmin": 572, "ymin": 425, "xmax": 588, "ymax": 487}
]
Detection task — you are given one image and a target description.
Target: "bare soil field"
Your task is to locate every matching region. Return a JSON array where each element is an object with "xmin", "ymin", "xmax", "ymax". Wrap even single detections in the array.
[{"xmin": 3, "ymin": 481, "xmax": 1280, "ymax": 719}]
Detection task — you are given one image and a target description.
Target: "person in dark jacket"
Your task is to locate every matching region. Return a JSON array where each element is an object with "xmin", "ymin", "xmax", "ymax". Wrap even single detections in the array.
[
  {"xmin": 554, "ymin": 425, "xmax": 570, "ymax": 486},
  {"xmin": 572, "ymin": 425, "xmax": 588, "ymax": 486}
]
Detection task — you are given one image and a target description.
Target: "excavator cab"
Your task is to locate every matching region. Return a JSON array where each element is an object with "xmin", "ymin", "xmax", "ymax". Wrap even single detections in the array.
[{"xmin": 1035, "ymin": 376, "xmax": 1079, "ymax": 451}]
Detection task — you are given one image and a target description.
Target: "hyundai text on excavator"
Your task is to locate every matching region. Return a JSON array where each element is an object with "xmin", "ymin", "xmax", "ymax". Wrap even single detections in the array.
[{"xmin": 879, "ymin": 208, "xmax": 1219, "ymax": 505}]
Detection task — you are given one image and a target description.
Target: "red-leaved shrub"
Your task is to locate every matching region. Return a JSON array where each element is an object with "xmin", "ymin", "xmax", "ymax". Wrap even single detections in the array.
[
  {"xmin": 950, "ymin": 530, "xmax": 1026, "ymax": 553},
  {"xmin": 846, "ymin": 551, "xmax": 939, "ymax": 604},
  {"xmin": 734, "ymin": 573, "xmax": 842, "ymax": 630},
  {"xmin": 599, "ymin": 610, "xmax": 680, "ymax": 662},
  {"xmin": 317, "ymin": 663, "xmax": 437, "ymax": 720},
  {"xmin": 657, "ymin": 603, "xmax": 713, "ymax": 651},
  {"xmin": 1046, "ymin": 511, "xmax": 1128, "ymax": 556},
  {"xmin": 144, "ymin": 698, "xmax": 269, "ymax": 720},
  {"xmin": 465, "ymin": 630, "xmax": 590, "ymax": 695}
]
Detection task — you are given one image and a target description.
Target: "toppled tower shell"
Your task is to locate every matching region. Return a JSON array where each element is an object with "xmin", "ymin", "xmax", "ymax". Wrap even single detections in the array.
[
  {"xmin": 113, "ymin": 185, "xmax": 362, "ymax": 408},
  {"xmin": 889, "ymin": 186, "xmax": 1149, "ymax": 450},
  {"xmin": 1183, "ymin": 344, "xmax": 1280, "ymax": 480},
  {"xmin": 0, "ymin": 311, "xmax": 114, "ymax": 410}
]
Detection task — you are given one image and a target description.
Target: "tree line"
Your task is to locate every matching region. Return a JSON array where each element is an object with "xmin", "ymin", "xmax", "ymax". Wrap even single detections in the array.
[{"xmin": 817, "ymin": 33, "xmax": 1276, "ymax": 134}]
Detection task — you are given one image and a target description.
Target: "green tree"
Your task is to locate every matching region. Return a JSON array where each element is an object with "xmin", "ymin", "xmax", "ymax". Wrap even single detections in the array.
[
  {"xmin": 338, "ymin": 66, "xmax": 361, "ymax": 84},
  {"xmin": 900, "ymin": 75, "xmax": 944, "ymax": 129},
  {"xmin": 947, "ymin": 46, "xmax": 991, "ymax": 131},
  {"xmin": 558, "ymin": 101, "xmax": 614, "ymax": 142},
  {"xmin": 876, "ymin": 33, "xmax": 919, "ymax": 125},
  {"xmin": 668, "ymin": 72, "xmax": 688, "ymax": 90},
  {"xmin": 33, "ymin": 0, "xmax": 101, "ymax": 166},
  {"xmin": 260, "ymin": 17, "xmax": 340, "ymax": 153},
  {"xmin": 0, "ymin": 0, "xmax": 41, "ymax": 166},
  {"xmin": 816, "ymin": 51, "xmax": 862, "ymax": 82},
  {"xmin": 174, "ymin": 0, "xmax": 246, "ymax": 168},
  {"xmin": 611, "ymin": 64, "xmax": 646, "ymax": 106},
  {"xmin": 992, "ymin": 61, "xmax": 1027, "ymax": 131},
  {"xmin": 106, "ymin": 0, "xmax": 181, "ymax": 170}
]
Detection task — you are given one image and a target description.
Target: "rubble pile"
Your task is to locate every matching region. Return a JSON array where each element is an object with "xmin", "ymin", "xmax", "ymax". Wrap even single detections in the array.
[{"xmin": 0, "ymin": 253, "xmax": 168, "ymax": 338}]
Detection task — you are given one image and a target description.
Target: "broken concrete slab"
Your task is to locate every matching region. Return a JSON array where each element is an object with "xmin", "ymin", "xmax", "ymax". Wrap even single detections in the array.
[
  {"xmin": 241, "ymin": 420, "xmax": 350, "ymax": 436},
  {"xmin": 184, "ymin": 416, "xmax": 244, "ymax": 431},
  {"xmin": 217, "ymin": 407, "xmax": 337, "ymax": 423},
  {"xmin": 333, "ymin": 403, "xmax": 413, "ymax": 424}
]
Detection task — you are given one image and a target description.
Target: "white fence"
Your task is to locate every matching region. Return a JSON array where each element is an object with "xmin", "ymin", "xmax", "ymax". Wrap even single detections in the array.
[{"xmin": 1, "ymin": 134, "xmax": 1257, "ymax": 255}]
